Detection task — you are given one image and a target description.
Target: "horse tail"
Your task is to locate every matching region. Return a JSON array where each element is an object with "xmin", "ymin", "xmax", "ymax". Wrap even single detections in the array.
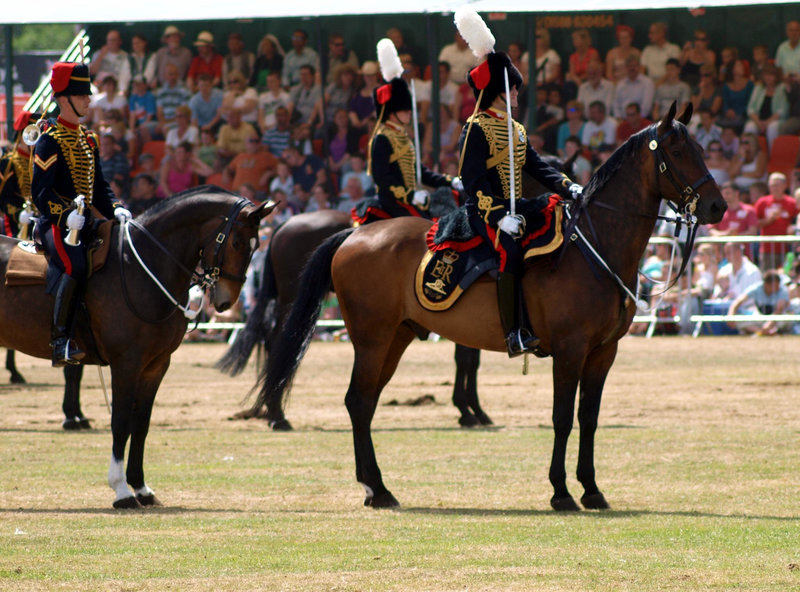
[
  {"xmin": 255, "ymin": 227, "xmax": 355, "ymax": 414},
  {"xmin": 216, "ymin": 244, "xmax": 278, "ymax": 376}
]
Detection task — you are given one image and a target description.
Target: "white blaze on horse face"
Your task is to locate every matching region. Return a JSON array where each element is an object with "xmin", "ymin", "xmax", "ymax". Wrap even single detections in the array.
[{"xmin": 108, "ymin": 454, "xmax": 132, "ymax": 501}]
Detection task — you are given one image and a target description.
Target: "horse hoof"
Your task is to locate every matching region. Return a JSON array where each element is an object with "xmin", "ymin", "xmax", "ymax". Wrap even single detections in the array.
[
  {"xmin": 458, "ymin": 414, "xmax": 481, "ymax": 428},
  {"xmin": 581, "ymin": 492, "xmax": 610, "ymax": 510},
  {"xmin": 78, "ymin": 417, "xmax": 92, "ymax": 429},
  {"xmin": 551, "ymin": 495, "xmax": 581, "ymax": 512},
  {"xmin": 476, "ymin": 412, "xmax": 494, "ymax": 426},
  {"xmin": 365, "ymin": 490, "xmax": 400, "ymax": 509},
  {"xmin": 269, "ymin": 418, "xmax": 293, "ymax": 431},
  {"xmin": 9, "ymin": 373, "xmax": 26, "ymax": 384},
  {"xmin": 113, "ymin": 496, "xmax": 141, "ymax": 509},
  {"xmin": 136, "ymin": 493, "xmax": 163, "ymax": 507},
  {"xmin": 61, "ymin": 417, "xmax": 82, "ymax": 431}
]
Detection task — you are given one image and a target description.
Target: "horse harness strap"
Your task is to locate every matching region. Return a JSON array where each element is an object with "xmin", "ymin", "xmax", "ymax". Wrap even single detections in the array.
[{"xmin": 202, "ymin": 198, "xmax": 250, "ymax": 286}]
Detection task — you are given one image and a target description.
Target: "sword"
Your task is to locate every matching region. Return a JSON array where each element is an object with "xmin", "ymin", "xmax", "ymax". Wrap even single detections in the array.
[
  {"xmin": 503, "ymin": 67, "xmax": 516, "ymax": 217},
  {"xmin": 410, "ymin": 78, "xmax": 422, "ymax": 189}
]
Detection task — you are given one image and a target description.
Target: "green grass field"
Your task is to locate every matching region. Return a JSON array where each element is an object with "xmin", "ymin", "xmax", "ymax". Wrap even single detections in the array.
[{"xmin": 1, "ymin": 337, "xmax": 798, "ymax": 590}]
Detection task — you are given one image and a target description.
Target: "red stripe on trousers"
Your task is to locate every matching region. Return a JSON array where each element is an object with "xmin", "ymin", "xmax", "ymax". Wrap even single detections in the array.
[{"xmin": 52, "ymin": 226, "xmax": 73, "ymax": 276}]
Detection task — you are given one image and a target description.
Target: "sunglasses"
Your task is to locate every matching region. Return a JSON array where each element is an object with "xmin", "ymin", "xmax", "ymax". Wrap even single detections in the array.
[{"xmin": 695, "ymin": 37, "xmax": 708, "ymax": 41}]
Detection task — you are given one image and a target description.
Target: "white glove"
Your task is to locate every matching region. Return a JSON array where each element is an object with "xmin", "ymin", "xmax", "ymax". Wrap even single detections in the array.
[
  {"xmin": 568, "ymin": 183, "xmax": 583, "ymax": 199},
  {"xmin": 498, "ymin": 214, "xmax": 525, "ymax": 238},
  {"xmin": 412, "ymin": 189, "xmax": 430, "ymax": 208},
  {"xmin": 66, "ymin": 210, "xmax": 85, "ymax": 231},
  {"xmin": 19, "ymin": 210, "xmax": 32, "ymax": 225},
  {"xmin": 451, "ymin": 177, "xmax": 464, "ymax": 192},
  {"xmin": 114, "ymin": 207, "xmax": 132, "ymax": 222}
]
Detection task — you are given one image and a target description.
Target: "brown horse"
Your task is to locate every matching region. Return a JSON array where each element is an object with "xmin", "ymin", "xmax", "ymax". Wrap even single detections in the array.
[
  {"xmin": 257, "ymin": 105, "xmax": 726, "ymax": 510},
  {"xmin": 0, "ymin": 187, "xmax": 272, "ymax": 508}
]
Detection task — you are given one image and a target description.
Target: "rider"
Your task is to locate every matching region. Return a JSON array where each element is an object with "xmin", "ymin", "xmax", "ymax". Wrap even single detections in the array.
[
  {"xmin": 31, "ymin": 62, "xmax": 132, "ymax": 366},
  {"xmin": 0, "ymin": 111, "xmax": 38, "ymax": 237},
  {"xmin": 366, "ymin": 38, "xmax": 461, "ymax": 219},
  {"xmin": 456, "ymin": 10, "xmax": 582, "ymax": 357}
]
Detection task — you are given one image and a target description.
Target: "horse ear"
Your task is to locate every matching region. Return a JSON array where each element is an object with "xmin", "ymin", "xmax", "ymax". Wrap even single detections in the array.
[
  {"xmin": 677, "ymin": 102, "xmax": 693, "ymax": 125},
  {"xmin": 250, "ymin": 200, "xmax": 277, "ymax": 220},
  {"xmin": 657, "ymin": 101, "xmax": 677, "ymax": 135}
]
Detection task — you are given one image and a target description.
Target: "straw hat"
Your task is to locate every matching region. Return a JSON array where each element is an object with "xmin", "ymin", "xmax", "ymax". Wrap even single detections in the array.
[
  {"xmin": 360, "ymin": 61, "xmax": 379, "ymax": 76},
  {"xmin": 162, "ymin": 25, "xmax": 184, "ymax": 40},
  {"xmin": 194, "ymin": 31, "xmax": 214, "ymax": 46}
]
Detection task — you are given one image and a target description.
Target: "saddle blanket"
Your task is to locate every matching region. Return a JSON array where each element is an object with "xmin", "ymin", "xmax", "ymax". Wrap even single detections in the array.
[
  {"xmin": 351, "ymin": 186, "xmax": 459, "ymax": 226},
  {"xmin": 415, "ymin": 194, "xmax": 564, "ymax": 311},
  {"xmin": 4, "ymin": 220, "xmax": 114, "ymax": 287}
]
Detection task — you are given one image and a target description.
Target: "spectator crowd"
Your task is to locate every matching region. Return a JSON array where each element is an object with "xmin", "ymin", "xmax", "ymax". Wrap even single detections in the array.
[{"xmin": 43, "ymin": 19, "xmax": 800, "ymax": 337}]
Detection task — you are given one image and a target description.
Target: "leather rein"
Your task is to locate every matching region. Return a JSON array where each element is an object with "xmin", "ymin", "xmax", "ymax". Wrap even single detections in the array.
[{"xmin": 118, "ymin": 198, "xmax": 253, "ymax": 324}]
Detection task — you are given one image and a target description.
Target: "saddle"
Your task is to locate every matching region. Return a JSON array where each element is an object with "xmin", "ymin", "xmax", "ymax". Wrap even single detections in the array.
[
  {"xmin": 415, "ymin": 194, "xmax": 564, "ymax": 311},
  {"xmin": 5, "ymin": 220, "xmax": 115, "ymax": 287}
]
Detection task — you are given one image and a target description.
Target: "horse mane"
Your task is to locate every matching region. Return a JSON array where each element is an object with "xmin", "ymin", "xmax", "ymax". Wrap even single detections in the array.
[
  {"xmin": 583, "ymin": 121, "xmax": 685, "ymax": 201},
  {"xmin": 136, "ymin": 185, "xmax": 241, "ymax": 223}
]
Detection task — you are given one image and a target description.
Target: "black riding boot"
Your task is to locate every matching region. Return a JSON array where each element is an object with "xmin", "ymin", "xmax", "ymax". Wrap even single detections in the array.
[
  {"xmin": 51, "ymin": 275, "xmax": 85, "ymax": 367},
  {"xmin": 497, "ymin": 272, "xmax": 539, "ymax": 357}
]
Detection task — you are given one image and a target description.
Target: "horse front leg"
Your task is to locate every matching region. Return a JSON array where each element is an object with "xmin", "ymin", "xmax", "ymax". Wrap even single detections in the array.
[
  {"xmin": 108, "ymin": 381, "xmax": 138, "ymax": 508},
  {"xmin": 453, "ymin": 345, "xmax": 491, "ymax": 427},
  {"xmin": 6, "ymin": 349, "xmax": 25, "ymax": 384},
  {"xmin": 61, "ymin": 364, "xmax": 88, "ymax": 430},
  {"xmin": 549, "ymin": 351, "xmax": 585, "ymax": 511},
  {"xmin": 576, "ymin": 343, "xmax": 617, "ymax": 511}
]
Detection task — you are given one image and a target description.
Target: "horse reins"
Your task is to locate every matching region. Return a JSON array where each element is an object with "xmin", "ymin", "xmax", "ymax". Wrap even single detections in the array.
[{"xmin": 118, "ymin": 198, "xmax": 252, "ymax": 324}]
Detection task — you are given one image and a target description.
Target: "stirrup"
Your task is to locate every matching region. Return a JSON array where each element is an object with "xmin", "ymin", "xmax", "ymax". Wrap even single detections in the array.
[
  {"xmin": 504, "ymin": 328, "xmax": 540, "ymax": 358},
  {"xmin": 51, "ymin": 337, "xmax": 84, "ymax": 367}
]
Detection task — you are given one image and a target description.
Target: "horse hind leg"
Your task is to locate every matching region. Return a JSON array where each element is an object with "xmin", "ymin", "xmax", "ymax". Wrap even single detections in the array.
[
  {"xmin": 453, "ymin": 345, "xmax": 491, "ymax": 427},
  {"xmin": 346, "ymin": 326, "xmax": 415, "ymax": 509},
  {"xmin": 61, "ymin": 365, "xmax": 89, "ymax": 430},
  {"xmin": 575, "ymin": 343, "xmax": 618, "ymax": 511},
  {"xmin": 6, "ymin": 349, "xmax": 25, "ymax": 384},
  {"xmin": 549, "ymin": 351, "xmax": 584, "ymax": 512}
]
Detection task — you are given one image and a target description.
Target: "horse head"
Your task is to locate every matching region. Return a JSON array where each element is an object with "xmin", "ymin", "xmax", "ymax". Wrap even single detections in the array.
[
  {"xmin": 654, "ymin": 101, "xmax": 726, "ymax": 224},
  {"xmin": 204, "ymin": 199, "xmax": 276, "ymax": 312}
]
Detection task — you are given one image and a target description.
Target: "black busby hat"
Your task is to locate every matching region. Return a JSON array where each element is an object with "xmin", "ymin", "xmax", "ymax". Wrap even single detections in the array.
[
  {"xmin": 373, "ymin": 38, "xmax": 412, "ymax": 122},
  {"xmin": 467, "ymin": 51, "xmax": 522, "ymax": 110},
  {"xmin": 50, "ymin": 62, "xmax": 93, "ymax": 97}
]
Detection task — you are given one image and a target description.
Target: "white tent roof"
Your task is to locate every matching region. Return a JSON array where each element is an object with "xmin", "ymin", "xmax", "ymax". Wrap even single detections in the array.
[{"xmin": 2, "ymin": 0, "xmax": 781, "ymax": 24}]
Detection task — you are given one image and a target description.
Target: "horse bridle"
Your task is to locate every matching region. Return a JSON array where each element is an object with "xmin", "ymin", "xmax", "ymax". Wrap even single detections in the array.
[{"xmin": 119, "ymin": 198, "xmax": 254, "ymax": 323}]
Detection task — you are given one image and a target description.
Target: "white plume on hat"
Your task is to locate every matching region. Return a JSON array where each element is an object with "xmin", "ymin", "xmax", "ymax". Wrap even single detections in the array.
[
  {"xmin": 376, "ymin": 38, "xmax": 403, "ymax": 81},
  {"xmin": 454, "ymin": 7, "xmax": 496, "ymax": 59}
]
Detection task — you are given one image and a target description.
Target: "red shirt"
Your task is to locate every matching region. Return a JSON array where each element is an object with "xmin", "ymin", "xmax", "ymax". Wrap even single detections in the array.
[
  {"xmin": 569, "ymin": 48, "xmax": 600, "ymax": 79},
  {"xmin": 616, "ymin": 117, "xmax": 651, "ymax": 144},
  {"xmin": 754, "ymin": 193, "xmax": 798, "ymax": 253},
  {"xmin": 188, "ymin": 54, "xmax": 223, "ymax": 82},
  {"xmin": 712, "ymin": 203, "xmax": 757, "ymax": 235}
]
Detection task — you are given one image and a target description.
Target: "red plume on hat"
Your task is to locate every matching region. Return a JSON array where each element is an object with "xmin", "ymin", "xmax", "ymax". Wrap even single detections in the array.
[{"xmin": 13, "ymin": 110, "xmax": 35, "ymax": 132}]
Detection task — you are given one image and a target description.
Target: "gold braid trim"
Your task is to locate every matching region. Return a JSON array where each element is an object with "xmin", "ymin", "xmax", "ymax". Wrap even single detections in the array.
[
  {"xmin": 474, "ymin": 114, "xmax": 526, "ymax": 202},
  {"xmin": 48, "ymin": 122, "xmax": 95, "ymax": 206}
]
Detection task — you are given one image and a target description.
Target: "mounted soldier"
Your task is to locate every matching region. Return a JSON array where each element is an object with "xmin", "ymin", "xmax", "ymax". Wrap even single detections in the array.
[
  {"xmin": 0, "ymin": 110, "xmax": 40, "ymax": 238},
  {"xmin": 31, "ymin": 62, "xmax": 132, "ymax": 366},
  {"xmin": 455, "ymin": 9, "xmax": 582, "ymax": 357}
]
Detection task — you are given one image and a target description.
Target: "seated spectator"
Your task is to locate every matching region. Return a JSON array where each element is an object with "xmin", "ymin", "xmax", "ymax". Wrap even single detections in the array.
[
  {"xmin": 564, "ymin": 28, "xmax": 600, "ymax": 97},
  {"xmin": 222, "ymin": 32, "xmax": 255, "ymax": 88},
  {"xmin": 339, "ymin": 153, "xmax": 373, "ymax": 195},
  {"xmin": 283, "ymin": 145, "xmax": 325, "ymax": 195},
  {"xmin": 641, "ymin": 21, "xmax": 681, "ymax": 82},
  {"xmin": 679, "ymin": 29, "xmax": 715, "ymax": 88},
  {"xmin": 616, "ymin": 102, "xmax": 651, "ymax": 146},
  {"xmin": 223, "ymin": 135, "xmax": 278, "ymax": 192},
  {"xmin": 754, "ymin": 172, "xmax": 797, "ymax": 270},
  {"xmin": 349, "ymin": 61, "xmax": 379, "ymax": 131},
  {"xmin": 577, "ymin": 61, "xmax": 614, "ymax": 117},
  {"xmin": 187, "ymin": 31, "xmax": 223, "ymax": 92},
  {"xmin": 128, "ymin": 75, "xmax": 157, "ymax": 133},
  {"xmin": 692, "ymin": 108, "xmax": 723, "ymax": 151},
  {"xmin": 98, "ymin": 132, "xmax": 129, "ymax": 181},
  {"xmin": 258, "ymin": 71, "xmax": 291, "ymax": 133},
  {"xmin": 690, "ymin": 64, "xmax": 723, "ymax": 117},
  {"xmin": 221, "ymin": 70, "xmax": 259, "ymax": 125},
  {"xmin": 288, "ymin": 65, "xmax": 322, "ymax": 127},
  {"xmin": 728, "ymin": 269, "xmax": 790, "ymax": 335},
  {"xmin": 729, "ymin": 132, "xmax": 767, "ymax": 191},
  {"xmin": 692, "ymin": 244, "xmax": 718, "ymax": 300},
  {"xmin": 719, "ymin": 126, "xmax": 740, "ymax": 159},
  {"xmin": 717, "ymin": 60, "xmax": 754, "ymax": 132},
  {"xmin": 237, "ymin": 183, "xmax": 259, "ymax": 204},
  {"xmin": 265, "ymin": 190, "xmax": 296, "ymax": 228},
  {"xmin": 424, "ymin": 104, "xmax": 460, "ymax": 165},
  {"xmin": 718, "ymin": 46, "xmax": 739, "ymax": 84},
  {"xmin": 775, "ymin": 20, "xmax": 800, "ymax": 79},
  {"xmin": 582, "ymin": 100, "xmax": 617, "ymax": 156},
  {"xmin": 250, "ymin": 34, "xmax": 285, "ymax": 91},
  {"xmin": 189, "ymin": 73, "xmax": 224, "ymax": 133},
  {"xmin": 556, "ymin": 100, "xmax": 585, "ymax": 157},
  {"xmin": 282, "ymin": 29, "xmax": 320, "ymax": 88},
  {"xmin": 89, "ymin": 74, "xmax": 128, "ymax": 127},
  {"xmin": 128, "ymin": 173, "xmax": 162, "ymax": 217},
  {"xmin": 326, "ymin": 108, "xmax": 360, "ymax": 174},
  {"xmin": 306, "ymin": 183, "xmax": 333, "ymax": 212},
  {"xmin": 269, "ymin": 160, "xmax": 295, "ymax": 200},
  {"xmin": 750, "ymin": 44, "xmax": 771, "ymax": 84},
  {"xmin": 418, "ymin": 62, "xmax": 461, "ymax": 126},
  {"xmin": 605, "ymin": 24, "xmax": 640, "ymax": 83},
  {"xmin": 323, "ymin": 63, "xmax": 358, "ymax": 123},
  {"xmin": 613, "ymin": 55, "xmax": 655, "ymax": 119},
  {"xmin": 216, "ymin": 107, "xmax": 258, "ymax": 166},
  {"xmin": 165, "ymin": 105, "xmax": 199, "ymax": 156},
  {"xmin": 155, "ymin": 63, "xmax": 192, "ymax": 136},
  {"xmin": 438, "ymin": 31, "xmax": 480, "ymax": 86},
  {"xmin": 195, "ymin": 129, "xmax": 218, "ymax": 169},
  {"xmin": 652, "ymin": 58, "xmax": 691, "ymax": 121},
  {"xmin": 534, "ymin": 85, "xmax": 564, "ymax": 154},
  {"xmin": 261, "ymin": 106, "xmax": 293, "ymax": 157},
  {"xmin": 89, "ymin": 29, "xmax": 131, "ymax": 92},
  {"xmin": 523, "ymin": 28, "xmax": 561, "ymax": 88},
  {"xmin": 720, "ymin": 242, "xmax": 762, "ymax": 299},
  {"xmin": 335, "ymin": 175, "xmax": 364, "ymax": 213},
  {"xmin": 743, "ymin": 63, "xmax": 789, "ymax": 149},
  {"xmin": 386, "ymin": 27, "xmax": 421, "ymax": 71},
  {"xmin": 507, "ymin": 41, "xmax": 526, "ymax": 83},
  {"xmin": 158, "ymin": 141, "xmax": 214, "ymax": 198},
  {"xmin": 563, "ymin": 136, "xmax": 592, "ymax": 185},
  {"xmin": 102, "ymin": 109, "xmax": 132, "ymax": 157},
  {"xmin": 709, "ymin": 181, "xmax": 757, "ymax": 237},
  {"xmin": 129, "ymin": 33, "xmax": 155, "ymax": 89},
  {"xmin": 151, "ymin": 25, "xmax": 193, "ymax": 88},
  {"xmin": 325, "ymin": 33, "xmax": 359, "ymax": 85},
  {"xmin": 705, "ymin": 140, "xmax": 731, "ymax": 186},
  {"xmin": 746, "ymin": 181, "xmax": 768, "ymax": 206},
  {"xmin": 132, "ymin": 152, "xmax": 157, "ymax": 179}
]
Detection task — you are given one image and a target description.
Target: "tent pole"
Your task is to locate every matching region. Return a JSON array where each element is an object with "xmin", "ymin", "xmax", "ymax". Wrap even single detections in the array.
[
  {"xmin": 4, "ymin": 25, "xmax": 13, "ymax": 140},
  {"xmin": 426, "ymin": 12, "xmax": 440, "ymax": 171},
  {"xmin": 526, "ymin": 13, "xmax": 537, "ymax": 132}
]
